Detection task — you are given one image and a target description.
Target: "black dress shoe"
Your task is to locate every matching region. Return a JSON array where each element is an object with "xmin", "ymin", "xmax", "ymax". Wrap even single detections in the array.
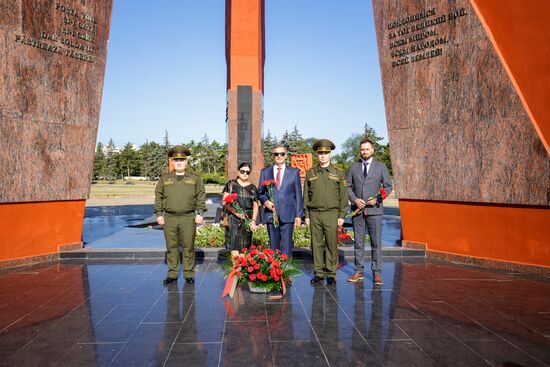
[
  {"xmin": 185, "ymin": 277, "xmax": 195, "ymax": 284},
  {"xmin": 326, "ymin": 278, "xmax": 336, "ymax": 285},
  {"xmin": 163, "ymin": 277, "xmax": 177, "ymax": 285},
  {"xmin": 310, "ymin": 276, "xmax": 324, "ymax": 284}
]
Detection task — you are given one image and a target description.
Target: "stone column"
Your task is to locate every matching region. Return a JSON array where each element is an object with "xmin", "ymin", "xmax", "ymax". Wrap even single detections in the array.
[{"xmin": 225, "ymin": 0, "xmax": 265, "ymax": 185}]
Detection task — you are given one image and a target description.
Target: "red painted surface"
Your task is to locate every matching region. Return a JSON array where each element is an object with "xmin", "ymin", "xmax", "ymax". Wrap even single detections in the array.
[
  {"xmin": 400, "ymin": 199, "xmax": 550, "ymax": 268},
  {"xmin": 225, "ymin": 0, "xmax": 265, "ymax": 92},
  {"xmin": 471, "ymin": 0, "xmax": 550, "ymax": 155},
  {"xmin": 0, "ymin": 201, "xmax": 85, "ymax": 261}
]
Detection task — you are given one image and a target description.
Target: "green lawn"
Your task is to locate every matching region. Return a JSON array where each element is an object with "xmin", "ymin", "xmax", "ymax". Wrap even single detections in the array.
[{"xmin": 90, "ymin": 180, "xmax": 223, "ymax": 197}]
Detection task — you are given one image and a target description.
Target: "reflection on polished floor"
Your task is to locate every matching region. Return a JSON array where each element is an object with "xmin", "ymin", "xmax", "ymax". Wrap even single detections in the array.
[{"xmin": 0, "ymin": 258, "xmax": 549, "ymax": 366}]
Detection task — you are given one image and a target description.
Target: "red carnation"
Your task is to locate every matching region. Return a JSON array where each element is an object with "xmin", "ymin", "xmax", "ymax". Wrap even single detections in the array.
[
  {"xmin": 247, "ymin": 266, "xmax": 254, "ymax": 272},
  {"xmin": 280, "ymin": 254, "xmax": 289, "ymax": 260},
  {"xmin": 254, "ymin": 264, "xmax": 260, "ymax": 270},
  {"xmin": 223, "ymin": 192, "xmax": 239, "ymax": 204},
  {"xmin": 380, "ymin": 187, "xmax": 388, "ymax": 200},
  {"xmin": 262, "ymin": 180, "xmax": 275, "ymax": 187},
  {"xmin": 249, "ymin": 274, "xmax": 256, "ymax": 281}
]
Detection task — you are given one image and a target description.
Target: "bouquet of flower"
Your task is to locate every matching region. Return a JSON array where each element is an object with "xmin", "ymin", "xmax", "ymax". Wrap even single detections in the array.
[
  {"xmin": 221, "ymin": 245, "xmax": 301, "ymax": 299},
  {"xmin": 223, "ymin": 193, "xmax": 252, "ymax": 232},
  {"xmin": 261, "ymin": 180, "xmax": 279, "ymax": 227},
  {"xmin": 337, "ymin": 226, "xmax": 354, "ymax": 245},
  {"xmin": 347, "ymin": 187, "xmax": 388, "ymax": 218}
]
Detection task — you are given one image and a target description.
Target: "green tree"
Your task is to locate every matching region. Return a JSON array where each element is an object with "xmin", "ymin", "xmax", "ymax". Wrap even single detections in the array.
[
  {"xmin": 140, "ymin": 141, "xmax": 167, "ymax": 179},
  {"xmin": 333, "ymin": 124, "xmax": 392, "ymax": 174},
  {"xmin": 279, "ymin": 125, "xmax": 311, "ymax": 157},
  {"xmin": 104, "ymin": 138, "xmax": 120, "ymax": 180},
  {"xmin": 163, "ymin": 130, "xmax": 171, "ymax": 152},
  {"xmin": 262, "ymin": 130, "xmax": 277, "ymax": 166},
  {"xmin": 119, "ymin": 142, "xmax": 140, "ymax": 179},
  {"xmin": 93, "ymin": 142, "xmax": 106, "ymax": 180}
]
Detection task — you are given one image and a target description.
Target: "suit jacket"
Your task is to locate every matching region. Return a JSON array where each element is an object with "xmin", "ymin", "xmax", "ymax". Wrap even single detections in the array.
[
  {"xmin": 346, "ymin": 159, "xmax": 392, "ymax": 216},
  {"xmin": 258, "ymin": 165, "xmax": 304, "ymax": 223}
]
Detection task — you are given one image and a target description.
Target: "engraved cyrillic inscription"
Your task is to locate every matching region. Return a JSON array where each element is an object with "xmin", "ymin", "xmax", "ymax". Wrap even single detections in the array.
[{"xmin": 386, "ymin": 7, "xmax": 467, "ymax": 68}]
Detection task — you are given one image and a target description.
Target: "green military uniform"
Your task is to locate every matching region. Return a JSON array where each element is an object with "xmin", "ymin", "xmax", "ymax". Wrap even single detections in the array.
[
  {"xmin": 303, "ymin": 139, "xmax": 348, "ymax": 280},
  {"xmin": 155, "ymin": 146, "xmax": 206, "ymax": 280}
]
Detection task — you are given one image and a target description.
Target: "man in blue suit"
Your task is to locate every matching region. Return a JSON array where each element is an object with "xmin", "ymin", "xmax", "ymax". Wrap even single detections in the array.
[{"xmin": 258, "ymin": 145, "xmax": 304, "ymax": 257}]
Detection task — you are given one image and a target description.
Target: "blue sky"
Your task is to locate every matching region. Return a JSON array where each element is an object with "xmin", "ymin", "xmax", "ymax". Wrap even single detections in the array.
[{"xmin": 97, "ymin": 0, "xmax": 387, "ymax": 152}]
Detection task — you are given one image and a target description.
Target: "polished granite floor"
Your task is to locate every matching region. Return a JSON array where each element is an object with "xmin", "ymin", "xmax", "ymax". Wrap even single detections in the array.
[{"xmin": 0, "ymin": 258, "xmax": 549, "ymax": 367}]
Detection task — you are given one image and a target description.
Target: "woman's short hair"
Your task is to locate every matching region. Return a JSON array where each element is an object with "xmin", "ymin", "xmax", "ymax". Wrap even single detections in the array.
[{"xmin": 238, "ymin": 162, "xmax": 251, "ymax": 170}]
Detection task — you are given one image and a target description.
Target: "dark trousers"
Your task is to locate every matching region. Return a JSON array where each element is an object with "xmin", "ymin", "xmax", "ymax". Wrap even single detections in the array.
[
  {"xmin": 267, "ymin": 222, "xmax": 294, "ymax": 257},
  {"xmin": 352, "ymin": 214, "xmax": 383, "ymax": 274},
  {"xmin": 163, "ymin": 214, "xmax": 195, "ymax": 278}
]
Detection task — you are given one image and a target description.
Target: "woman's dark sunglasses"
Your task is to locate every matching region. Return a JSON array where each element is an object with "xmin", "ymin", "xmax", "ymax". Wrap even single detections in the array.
[
  {"xmin": 273, "ymin": 152, "xmax": 286, "ymax": 157},
  {"xmin": 239, "ymin": 169, "xmax": 251, "ymax": 175}
]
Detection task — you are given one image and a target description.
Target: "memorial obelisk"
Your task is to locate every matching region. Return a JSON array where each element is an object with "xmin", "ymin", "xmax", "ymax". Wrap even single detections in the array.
[{"xmin": 225, "ymin": 0, "xmax": 265, "ymax": 185}]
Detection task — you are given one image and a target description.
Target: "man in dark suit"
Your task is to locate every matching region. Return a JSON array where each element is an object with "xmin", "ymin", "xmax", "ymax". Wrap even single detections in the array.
[
  {"xmin": 346, "ymin": 137, "xmax": 392, "ymax": 286},
  {"xmin": 258, "ymin": 145, "xmax": 304, "ymax": 257}
]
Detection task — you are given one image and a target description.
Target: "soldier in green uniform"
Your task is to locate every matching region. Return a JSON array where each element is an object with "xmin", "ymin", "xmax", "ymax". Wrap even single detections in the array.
[
  {"xmin": 155, "ymin": 145, "xmax": 206, "ymax": 285},
  {"xmin": 303, "ymin": 139, "xmax": 348, "ymax": 285}
]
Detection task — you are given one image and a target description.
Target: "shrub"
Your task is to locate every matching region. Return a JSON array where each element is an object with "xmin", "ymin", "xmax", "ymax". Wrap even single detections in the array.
[
  {"xmin": 201, "ymin": 173, "xmax": 226, "ymax": 184},
  {"xmin": 195, "ymin": 224, "xmax": 225, "ymax": 247}
]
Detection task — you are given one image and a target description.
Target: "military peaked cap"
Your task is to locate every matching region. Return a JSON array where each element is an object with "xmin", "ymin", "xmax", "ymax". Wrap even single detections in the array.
[
  {"xmin": 168, "ymin": 145, "xmax": 191, "ymax": 159},
  {"xmin": 312, "ymin": 139, "xmax": 336, "ymax": 153}
]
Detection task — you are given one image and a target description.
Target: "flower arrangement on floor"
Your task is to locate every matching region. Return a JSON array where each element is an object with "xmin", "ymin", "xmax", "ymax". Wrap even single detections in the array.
[
  {"xmin": 337, "ymin": 226, "xmax": 354, "ymax": 245},
  {"xmin": 221, "ymin": 245, "xmax": 301, "ymax": 298}
]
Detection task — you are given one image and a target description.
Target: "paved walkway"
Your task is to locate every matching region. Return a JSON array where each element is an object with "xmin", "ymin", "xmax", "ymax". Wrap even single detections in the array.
[
  {"xmin": 1, "ymin": 257, "xmax": 549, "ymax": 366},
  {"xmin": 82, "ymin": 204, "xmax": 402, "ymax": 250}
]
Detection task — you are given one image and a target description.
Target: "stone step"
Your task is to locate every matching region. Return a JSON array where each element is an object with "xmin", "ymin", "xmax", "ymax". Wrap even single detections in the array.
[{"xmin": 59, "ymin": 246, "xmax": 425, "ymax": 260}]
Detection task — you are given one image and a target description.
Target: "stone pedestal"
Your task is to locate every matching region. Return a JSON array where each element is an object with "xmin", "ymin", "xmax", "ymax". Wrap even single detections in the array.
[
  {"xmin": 226, "ymin": 86, "xmax": 264, "ymax": 185},
  {"xmin": 373, "ymin": 0, "xmax": 549, "ymax": 268},
  {"xmin": 0, "ymin": 0, "xmax": 113, "ymax": 266}
]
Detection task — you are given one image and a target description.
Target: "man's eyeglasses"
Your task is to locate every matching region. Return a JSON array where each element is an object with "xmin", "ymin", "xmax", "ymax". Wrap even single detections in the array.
[
  {"xmin": 273, "ymin": 152, "xmax": 286, "ymax": 157},
  {"xmin": 239, "ymin": 170, "xmax": 251, "ymax": 175}
]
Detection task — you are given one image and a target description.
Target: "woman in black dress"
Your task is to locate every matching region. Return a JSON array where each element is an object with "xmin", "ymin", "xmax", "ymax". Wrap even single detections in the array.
[{"xmin": 222, "ymin": 162, "xmax": 259, "ymax": 251}]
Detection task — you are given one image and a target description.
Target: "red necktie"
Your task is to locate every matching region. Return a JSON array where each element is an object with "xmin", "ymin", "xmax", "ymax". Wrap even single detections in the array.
[{"xmin": 276, "ymin": 167, "xmax": 282, "ymax": 190}]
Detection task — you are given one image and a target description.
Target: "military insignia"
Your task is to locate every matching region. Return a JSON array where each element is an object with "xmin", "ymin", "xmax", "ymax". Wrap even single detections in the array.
[
  {"xmin": 184, "ymin": 179, "xmax": 196, "ymax": 185},
  {"xmin": 328, "ymin": 174, "xmax": 339, "ymax": 181},
  {"xmin": 308, "ymin": 176, "xmax": 318, "ymax": 181},
  {"xmin": 164, "ymin": 178, "xmax": 174, "ymax": 186}
]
